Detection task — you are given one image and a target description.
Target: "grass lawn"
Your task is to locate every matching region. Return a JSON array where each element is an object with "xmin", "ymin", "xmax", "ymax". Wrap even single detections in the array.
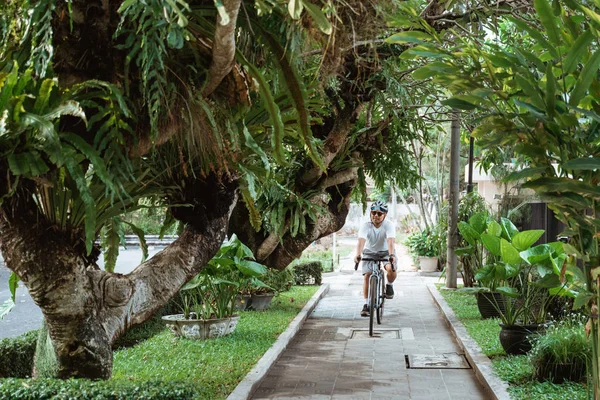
[
  {"xmin": 112, "ymin": 286, "xmax": 319, "ymax": 399},
  {"xmin": 0, "ymin": 285, "xmax": 319, "ymax": 400},
  {"xmin": 436, "ymin": 285, "xmax": 588, "ymax": 400}
]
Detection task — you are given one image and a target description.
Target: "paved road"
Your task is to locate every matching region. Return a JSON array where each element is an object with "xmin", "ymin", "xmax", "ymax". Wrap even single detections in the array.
[
  {"xmin": 251, "ymin": 250, "xmax": 487, "ymax": 400},
  {"xmin": 0, "ymin": 247, "xmax": 165, "ymax": 339}
]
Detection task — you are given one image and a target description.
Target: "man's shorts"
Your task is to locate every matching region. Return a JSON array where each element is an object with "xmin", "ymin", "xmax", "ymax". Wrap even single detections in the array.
[{"xmin": 361, "ymin": 250, "xmax": 396, "ymax": 275}]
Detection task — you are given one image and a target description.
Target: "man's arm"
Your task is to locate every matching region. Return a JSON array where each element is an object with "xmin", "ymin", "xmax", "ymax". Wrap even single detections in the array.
[
  {"xmin": 387, "ymin": 237, "xmax": 395, "ymax": 256},
  {"xmin": 354, "ymin": 238, "xmax": 366, "ymax": 263}
]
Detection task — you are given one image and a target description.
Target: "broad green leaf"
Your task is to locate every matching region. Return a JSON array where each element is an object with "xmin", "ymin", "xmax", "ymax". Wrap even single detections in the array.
[
  {"xmin": 468, "ymin": 212, "xmax": 488, "ymax": 234},
  {"xmin": 387, "ymin": 31, "xmax": 433, "ymax": 44},
  {"xmin": 302, "ymin": 1, "xmax": 332, "ymax": 35},
  {"xmin": 487, "ymin": 220, "xmax": 502, "ymax": 237},
  {"xmin": 520, "ymin": 244, "xmax": 552, "ymax": 264},
  {"xmin": 509, "ymin": 17, "xmax": 559, "ymax": 59},
  {"xmin": 481, "ymin": 233, "xmax": 501, "ymax": 256},
  {"xmin": 562, "ymin": 157, "xmax": 600, "ymax": 171},
  {"xmin": 458, "ymin": 221, "xmax": 480, "ymax": 246},
  {"xmin": 401, "ymin": 45, "xmax": 449, "ymax": 59},
  {"xmin": 441, "ymin": 97, "xmax": 479, "ymax": 110},
  {"xmin": 569, "ymin": 47, "xmax": 600, "ymax": 106},
  {"xmin": 500, "ymin": 238, "xmax": 522, "ymax": 265},
  {"xmin": 545, "ymin": 63, "xmax": 556, "ymax": 117},
  {"xmin": 547, "ymin": 241, "xmax": 565, "ymax": 256},
  {"xmin": 243, "ymin": 126, "xmax": 269, "ymax": 171},
  {"xmin": 237, "ymin": 260, "xmax": 267, "ymax": 277},
  {"xmin": 235, "ymin": 52, "xmax": 285, "ymax": 162},
  {"xmin": 500, "ymin": 218, "xmax": 518, "ymax": 240},
  {"xmin": 412, "ymin": 65, "xmax": 436, "ymax": 80},
  {"xmin": 533, "ymin": 274, "xmax": 561, "ymax": 288},
  {"xmin": 101, "ymin": 217, "xmax": 122, "ymax": 273},
  {"xmin": 475, "ymin": 264, "xmax": 495, "ymax": 281},
  {"xmin": 537, "ymin": 264, "xmax": 553, "ymax": 277},
  {"xmin": 455, "ymin": 246, "xmax": 474, "ymax": 256},
  {"xmin": 288, "ymin": 0, "xmax": 303, "ymax": 19},
  {"xmin": 574, "ymin": 292, "xmax": 593, "ymax": 309},
  {"xmin": 523, "ymin": 177, "xmax": 600, "ymax": 197},
  {"xmin": 0, "ymin": 299, "xmax": 15, "ymax": 320},
  {"xmin": 33, "ymin": 79, "xmax": 56, "ymax": 114},
  {"xmin": 534, "ymin": 0, "xmax": 562, "ymax": 44},
  {"xmin": 512, "ymin": 230, "xmax": 545, "ymax": 251},
  {"xmin": 563, "ymin": 30, "xmax": 593, "ymax": 74},
  {"xmin": 123, "ymin": 221, "xmax": 148, "ymax": 263},
  {"xmin": 580, "ymin": 5, "xmax": 600, "ymax": 30},
  {"xmin": 497, "ymin": 286, "xmax": 519, "ymax": 298},
  {"xmin": 8, "ymin": 272, "xmax": 18, "ymax": 300},
  {"xmin": 503, "ymin": 167, "xmax": 549, "ymax": 182}
]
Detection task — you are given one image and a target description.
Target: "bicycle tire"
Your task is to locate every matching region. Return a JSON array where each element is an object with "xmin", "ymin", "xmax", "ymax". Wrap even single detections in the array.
[
  {"xmin": 377, "ymin": 275, "xmax": 385, "ymax": 324},
  {"xmin": 369, "ymin": 275, "xmax": 377, "ymax": 336}
]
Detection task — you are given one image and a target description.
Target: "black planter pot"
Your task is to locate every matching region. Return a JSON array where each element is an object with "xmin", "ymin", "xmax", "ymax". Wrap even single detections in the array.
[
  {"xmin": 476, "ymin": 292, "xmax": 506, "ymax": 319},
  {"xmin": 499, "ymin": 324, "xmax": 546, "ymax": 355},
  {"xmin": 535, "ymin": 361, "xmax": 587, "ymax": 384}
]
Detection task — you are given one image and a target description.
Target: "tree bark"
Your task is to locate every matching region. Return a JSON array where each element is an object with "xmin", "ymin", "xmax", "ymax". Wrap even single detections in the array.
[{"xmin": 0, "ymin": 179, "xmax": 238, "ymax": 379}]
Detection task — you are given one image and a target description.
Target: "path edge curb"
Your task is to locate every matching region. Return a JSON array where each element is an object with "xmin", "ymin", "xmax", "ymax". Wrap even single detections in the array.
[
  {"xmin": 427, "ymin": 284, "xmax": 511, "ymax": 400},
  {"xmin": 227, "ymin": 283, "xmax": 330, "ymax": 400}
]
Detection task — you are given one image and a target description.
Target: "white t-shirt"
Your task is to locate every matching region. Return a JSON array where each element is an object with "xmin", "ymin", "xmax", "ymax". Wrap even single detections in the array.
[{"xmin": 358, "ymin": 219, "xmax": 396, "ymax": 252}]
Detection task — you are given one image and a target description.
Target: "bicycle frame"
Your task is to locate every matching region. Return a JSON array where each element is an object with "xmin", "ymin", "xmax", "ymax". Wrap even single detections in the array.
[{"xmin": 355, "ymin": 256, "xmax": 391, "ymax": 336}]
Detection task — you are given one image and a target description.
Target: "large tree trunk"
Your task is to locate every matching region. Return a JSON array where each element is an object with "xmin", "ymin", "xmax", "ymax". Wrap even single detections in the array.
[{"xmin": 0, "ymin": 177, "xmax": 238, "ymax": 379}]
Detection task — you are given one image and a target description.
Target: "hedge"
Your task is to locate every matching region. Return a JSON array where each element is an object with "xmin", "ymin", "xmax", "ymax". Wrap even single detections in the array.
[
  {"xmin": 0, "ymin": 330, "xmax": 37, "ymax": 378},
  {"xmin": 0, "ymin": 379, "xmax": 203, "ymax": 399},
  {"xmin": 293, "ymin": 261, "xmax": 322, "ymax": 285}
]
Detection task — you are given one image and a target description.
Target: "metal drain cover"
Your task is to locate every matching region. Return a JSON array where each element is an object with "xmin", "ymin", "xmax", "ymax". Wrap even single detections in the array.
[
  {"xmin": 350, "ymin": 329, "xmax": 400, "ymax": 339},
  {"xmin": 406, "ymin": 353, "xmax": 470, "ymax": 369}
]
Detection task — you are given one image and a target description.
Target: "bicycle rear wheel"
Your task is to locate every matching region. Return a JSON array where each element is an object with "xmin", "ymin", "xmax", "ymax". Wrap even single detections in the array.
[
  {"xmin": 377, "ymin": 275, "xmax": 385, "ymax": 324},
  {"xmin": 369, "ymin": 275, "xmax": 377, "ymax": 336}
]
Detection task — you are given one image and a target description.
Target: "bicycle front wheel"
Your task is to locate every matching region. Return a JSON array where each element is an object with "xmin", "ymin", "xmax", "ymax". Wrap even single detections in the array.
[
  {"xmin": 369, "ymin": 275, "xmax": 378, "ymax": 336},
  {"xmin": 377, "ymin": 275, "xmax": 385, "ymax": 324}
]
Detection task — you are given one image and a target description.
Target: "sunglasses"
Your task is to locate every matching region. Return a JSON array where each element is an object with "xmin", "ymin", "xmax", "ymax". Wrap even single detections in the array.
[{"xmin": 371, "ymin": 211, "xmax": 384, "ymax": 217}]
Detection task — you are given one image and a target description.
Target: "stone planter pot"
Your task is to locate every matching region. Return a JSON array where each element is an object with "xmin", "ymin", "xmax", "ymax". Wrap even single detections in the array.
[
  {"xmin": 162, "ymin": 313, "xmax": 240, "ymax": 340},
  {"xmin": 418, "ymin": 256, "xmax": 438, "ymax": 272},
  {"xmin": 248, "ymin": 293, "xmax": 275, "ymax": 310},
  {"xmin": 499, "ymin": 323, "xmax": 546, "ymax": 355},
  {"xmin": 234, "ymin": 294, "xmax": 252, "ymax": 311},
  {"xmin": 476, "ymin": 292, "xmax": 506, "ymax": 319}
]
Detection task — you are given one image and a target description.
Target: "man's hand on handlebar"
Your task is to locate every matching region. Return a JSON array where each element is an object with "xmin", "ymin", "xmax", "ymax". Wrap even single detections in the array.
[
  {"xmin": 354, "ymin": 255, "xmax": 361, "ymax": 270},
  {"xmin": 388, "ymin": 254, "xmax": 396, "ymax": 272}
]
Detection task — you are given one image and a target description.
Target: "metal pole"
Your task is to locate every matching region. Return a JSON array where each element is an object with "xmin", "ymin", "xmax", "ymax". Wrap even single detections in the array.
[
  {"xmin": 467, "ymin": 136, "xmax": 474, "ymax": 193},
  {"xmin": 446, "ymin": 112, "xmax": 460, "ymax": 288}
]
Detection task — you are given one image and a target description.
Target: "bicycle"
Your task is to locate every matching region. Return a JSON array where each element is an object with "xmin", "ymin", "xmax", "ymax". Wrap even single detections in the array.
[{"xmin": 354, "ymin": 255, "xmax": 395, "ymax": 337}]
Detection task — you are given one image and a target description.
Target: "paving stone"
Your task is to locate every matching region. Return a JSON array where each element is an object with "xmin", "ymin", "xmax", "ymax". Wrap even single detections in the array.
[{"xmin": 247, "ymin": 252, "xmax": 489, "ymax": 400}]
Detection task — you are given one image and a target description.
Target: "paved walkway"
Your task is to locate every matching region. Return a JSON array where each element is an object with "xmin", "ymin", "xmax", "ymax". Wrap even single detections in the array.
[{"xmin": 251, "ymin": 248, "xmax": 488, "ymax": 400}]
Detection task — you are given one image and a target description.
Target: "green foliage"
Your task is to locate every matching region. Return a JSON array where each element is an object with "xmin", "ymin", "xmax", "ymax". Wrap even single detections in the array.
[
  {"xmin": 0, "ymin": 330, "xmax": 37, "ymax": 378},
  {"xmin": 293, "ymin": 261, "xmax": 322, "ymax": 285},
  {"xmin": 260, "ymin": 267, "xmax": 294, "ymax": 294},
  {"xmin": 405, "ymin": 229, "xmax": 438, "ymax": 257},
  {"xmin": 0, "ymin": 379, "xmax": 203, "ymax": 400},
  {"xmin": 529, "ymin": 315, "xmax": 591, "ymax": 382},
  {"xmin": 33, "ymin": 321, "xmax": 57, "ymax": 378},
  {"xmin": 438, "ymin": 285, "xmax": 587, "ymax": 399}
]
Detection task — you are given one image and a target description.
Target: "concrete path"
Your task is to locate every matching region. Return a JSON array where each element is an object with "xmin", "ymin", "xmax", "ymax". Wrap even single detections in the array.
[{"xmin": 250, "ymin": 248, "xmax": 489, "ymax": 400}]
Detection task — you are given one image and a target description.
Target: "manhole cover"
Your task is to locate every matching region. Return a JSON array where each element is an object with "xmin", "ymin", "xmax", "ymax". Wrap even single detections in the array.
[
  {"xmin": 350, "ymin": 329, "xmax": 400, "ymax": 339},
  {"xmin": 405, "ymin": 353, "xmax": 471, "ymax": 369}
]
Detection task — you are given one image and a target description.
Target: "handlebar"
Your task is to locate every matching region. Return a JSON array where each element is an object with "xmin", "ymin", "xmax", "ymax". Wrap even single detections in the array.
[{"xmin": 354, "ymin": 255, "xmax": 396, "ymax": 271}]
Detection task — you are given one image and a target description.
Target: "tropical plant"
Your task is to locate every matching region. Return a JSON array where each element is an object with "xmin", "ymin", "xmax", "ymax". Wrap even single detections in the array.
[
  {"xmin": 179, "ymin": 273, "xmax": 239, "ymax": 320},
  {"xmin": 457, "ymin": 192, "xmax": 489, "ymax": 286},
  {"xmin": 405, "ymin": 229, "xmax": 438, "ymax": 258},
  {"xmin": 390, "ymin": 0, "xmax": 600, "ymax": 395}
]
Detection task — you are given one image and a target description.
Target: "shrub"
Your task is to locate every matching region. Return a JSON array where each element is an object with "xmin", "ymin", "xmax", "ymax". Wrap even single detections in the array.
[
  {"xmin": 529, "ymin": 315, "xmax": 591, "ymax": 383},
  {"xmin": 0, "ymin": 330, "xmax": 37, "ymax": 378},
  {"xmin": 293, "ymin": 261, "xmax": 322, "ymax": 285},
  {"xmin": 0, "ymin": 378, "xmax": 202, "ymax": 399},
  {"xmin": 262, "ymin": 267, "xmax": 294, "ymax": 293},
  {"xmin": 405, "ymin": 229, "xmax": 437, "ymax": 258}
]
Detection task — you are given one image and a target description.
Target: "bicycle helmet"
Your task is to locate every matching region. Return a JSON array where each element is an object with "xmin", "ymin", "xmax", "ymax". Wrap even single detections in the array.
[{"xmin": 370, "ymin": 201, "xmax": 388, "ymax": 213}]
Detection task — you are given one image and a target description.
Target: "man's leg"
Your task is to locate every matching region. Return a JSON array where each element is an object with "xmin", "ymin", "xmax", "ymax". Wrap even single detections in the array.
[
  {"xmin": 384, "ymin": 264, "xmax": 397, "ymax": 299},
  {"xmin": 361, "ymin": 272, "xmax": 371, "ymax": 316}
]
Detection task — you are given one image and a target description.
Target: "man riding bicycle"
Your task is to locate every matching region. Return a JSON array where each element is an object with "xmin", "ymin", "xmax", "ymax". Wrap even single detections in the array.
[{"xmin": 354, "ymin": 201, "xmax": 397, "ymax": 317}]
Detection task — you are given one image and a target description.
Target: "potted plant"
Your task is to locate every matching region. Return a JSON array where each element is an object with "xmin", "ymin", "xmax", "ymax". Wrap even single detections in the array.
[
  {"xmin": 405, "ymin": 229, "xmax": 438, "ymax": 272},
  {"xmin": 529, "ymin": 315, "xmax": 590, "ymax": 384},
  {"xmin": 162, "ymin": 272, "xmax": 240, "ymax": 340},
  {"xmin": 493, "ymin": 240, "xmax": 570, "ymax": 355}
]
